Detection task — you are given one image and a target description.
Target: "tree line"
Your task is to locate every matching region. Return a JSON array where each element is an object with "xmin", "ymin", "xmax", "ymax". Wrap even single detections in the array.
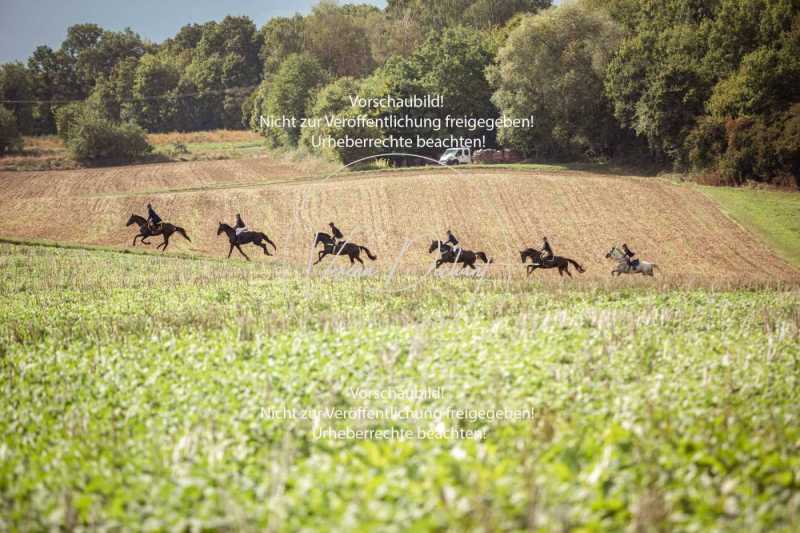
[{"xmin": 0, "ymin": 0, "xmax": 797, "ymax": 186}]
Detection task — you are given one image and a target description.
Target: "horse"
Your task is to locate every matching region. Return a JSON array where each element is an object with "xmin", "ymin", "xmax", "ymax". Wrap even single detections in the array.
[
  {"xmin": 428, "ymin": 240, "xmax": 490, "ymax": 269},
  {"xmin": 126, "ymin": 214, "xmax": 191, "ymax": 251},
  {"xmin": 605, "ymin": 245, "xmax": 658, "ymax": 276},
  {"xmin": 217, "ymin": 223, "xmax": 277, "ymax": 261},
  {"xmin": 520, "ymin": 247, "xmax": 585, "ymax": 277},
  {"xmin": 313, "ymin": 232, "xmax": 377, "ymax": 266}
]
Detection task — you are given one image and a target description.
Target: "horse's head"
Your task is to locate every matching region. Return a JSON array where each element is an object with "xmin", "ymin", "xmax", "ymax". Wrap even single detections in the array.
[
  {"xmin": 315, "ymin": 232, "xmax": 332, "ymax": 247},
  {"xmin": 606, "ymin": 246, "xmax": 622, "ymax": 260},
  {"xmin": 126, "ymin": 214, "xmax": 143, "ymax": 227},
  {"xmin": 520, "ymin": 250, "xmax": 527, "ymax": 263},
  {"xmin": 428, "ymin": 240, "xmax": 438, "ymax": 254},
  {"xmin": 217, "ymin": 222, "xmax": 226, "ymax": 236}
]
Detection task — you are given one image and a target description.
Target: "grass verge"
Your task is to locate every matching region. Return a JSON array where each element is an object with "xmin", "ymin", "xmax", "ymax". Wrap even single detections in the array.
[{"xmin": 700, "ymin": 185, "xmax": 800, "ymax": 268}]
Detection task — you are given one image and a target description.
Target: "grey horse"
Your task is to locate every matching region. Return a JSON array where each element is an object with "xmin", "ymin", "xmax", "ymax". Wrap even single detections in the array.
[{"xmin": 606, "ymin": 246, "xmax": 659, "ymax": 276}]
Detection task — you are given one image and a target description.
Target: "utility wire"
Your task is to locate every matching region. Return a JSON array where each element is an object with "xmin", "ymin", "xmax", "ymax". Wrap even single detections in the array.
[{"xmin": 0, "ymin": 84, "xmax": 259, "ymax": 105}]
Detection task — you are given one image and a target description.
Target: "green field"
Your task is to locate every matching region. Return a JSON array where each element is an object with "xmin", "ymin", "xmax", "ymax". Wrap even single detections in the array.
[
  {"xmin": 701, "ymin": 186, "xmax": 800, "ymax": 269},
  {"xmin": 1, "ymin": 242, "xmax": 798, "ymax": 531}
]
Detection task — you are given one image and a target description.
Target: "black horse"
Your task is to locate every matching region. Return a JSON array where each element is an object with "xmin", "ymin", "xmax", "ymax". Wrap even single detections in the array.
[
  {"xmin": 428, "ymin": 240, "xmax": 490, "ymax": 269},
  {"xmin": 217, "ymin": 223, "xmax": 276, "ymax": 261},
  {"xmin": 314, "ymin": 232, "xmax": 377, "ymax": 266},
  {"xmin": 520, "ymin": 248, "xmax": 585, "ymax": 277},
  {"xmin": 127, "ymin": 214, "xmax": 191, "ymax": 251}
]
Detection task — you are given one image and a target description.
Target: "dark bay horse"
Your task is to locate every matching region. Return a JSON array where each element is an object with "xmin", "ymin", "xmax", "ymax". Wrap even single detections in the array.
[
  {"xmin": 127, "ymin": 214, "xmax": 191, "ymax": 251},
  {"xmin": 429, "ymin": 240, "xmax": 490, "ymax": 269},
  {"xmin": 217, "ymin": 223, "xmax": 277, "ymax": 261},
  {"xmin": 314, "ymin": 232, "xmax": 377, "ymax": 266},
  {"xmin": 520, "ymin": 248, "xmax": 585, "ymax": 277}
]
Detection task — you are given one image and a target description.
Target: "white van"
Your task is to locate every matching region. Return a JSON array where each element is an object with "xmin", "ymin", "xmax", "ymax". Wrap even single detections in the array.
[{"xmin": 439, "ymin": 147, "xmax": 471, "ymax": 165}]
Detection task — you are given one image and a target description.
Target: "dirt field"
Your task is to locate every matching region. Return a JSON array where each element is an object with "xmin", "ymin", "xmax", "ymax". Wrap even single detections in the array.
[{"xmin": 0, "ymin": 157, "xmax": 797, "ymax": 283}]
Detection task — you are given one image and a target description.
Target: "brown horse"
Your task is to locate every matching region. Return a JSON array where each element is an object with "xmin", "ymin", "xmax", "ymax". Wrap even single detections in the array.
[
  {"xmin": 314, "ymin": 232, "xmax": 377, "ymax": 266},
  {"xmin": 520, "ymin": 248, "xmax": 585, "ymax": 277},
  {"xmin": 429, "ymin": 240, "xmax": 490, "ymax": 269},
  {"xmin": 217, "ymin": 223, "xmax": 276, "ymax": 261},
  {"xmin": 127, "ymin": 214, "xmax": 191, "ymax": 251}
]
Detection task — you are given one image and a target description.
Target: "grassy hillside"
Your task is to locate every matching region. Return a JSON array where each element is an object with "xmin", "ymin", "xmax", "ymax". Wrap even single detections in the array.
[
  {"xmin": 701, "ymin": 186, "xmax": 800, "ymax": 268},
  {"xmin": 0, "ymin": 130, "xmax": 275, "ymax": 171},
  {"xmin": 1, "ymin": 242, "xmax": 798, "ymax": 530}
]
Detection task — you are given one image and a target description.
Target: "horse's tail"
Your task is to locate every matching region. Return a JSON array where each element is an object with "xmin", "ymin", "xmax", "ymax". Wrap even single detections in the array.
[
  {"xmin": 176, "ymin": 227, "xmax": 191, "ymax": 242},
  {"xmin": 476, "ymin": 251, "xmax": 490, "ymax": 263},
  {"xmin": 359, "ymin": 246, "xmax": 377, "ymax": 260},
  {"xmin": 261, "ymin": 233, "xmax": 277, "ymax": 250},
  {"xmin": 567, "ymin": 258, "xmax": 585, "ymax": 273}
]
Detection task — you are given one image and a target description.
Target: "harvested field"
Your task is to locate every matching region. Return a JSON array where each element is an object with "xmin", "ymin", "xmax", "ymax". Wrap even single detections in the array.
[{"xmin": 0, "ymin": 159, "xmax": 796, "ymax": 283}]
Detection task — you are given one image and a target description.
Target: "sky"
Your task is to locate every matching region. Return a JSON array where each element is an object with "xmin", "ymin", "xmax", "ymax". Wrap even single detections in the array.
[{"xmin": 0, "ymin": 0, "xmax": 387, "ymax": 64}]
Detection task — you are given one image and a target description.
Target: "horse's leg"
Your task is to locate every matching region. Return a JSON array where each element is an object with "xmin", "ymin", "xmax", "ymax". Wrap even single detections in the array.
[
  {"xmin": 313, "ymin": 251, "xmax": 327, "ymax": 265},
  {"xmin": 354, "ymin": 253, "xmax": 364, "ymax": 266},
  {"xmin": 258, "ymin": 241, "xmax": 270, "ymax": 255},
  {"xmin": 160, "ymin": 234, "xmax": 170, "ymax": 251},
  {"xmin": 227, "ymin": 243, "xmax": 234, "ymax": 258},
  {"xmin": 236, "ymin": 244, "xmax": 250, "ymax": 261},
  {"xmin": 132, "ymin": 234, "xmax": 140, "ymax": 246},
  {"xmin": 435, "ymin": 259, "xmax": 443, "ymax": 269}
]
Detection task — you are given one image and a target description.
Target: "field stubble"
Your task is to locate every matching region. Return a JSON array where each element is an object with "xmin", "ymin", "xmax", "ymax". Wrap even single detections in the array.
[{"xmin": 0, "ymin": 161, "xmax": 796, "ymax": 285}]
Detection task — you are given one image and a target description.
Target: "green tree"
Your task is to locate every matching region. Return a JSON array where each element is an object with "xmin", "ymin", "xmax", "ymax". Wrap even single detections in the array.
[
  {"xmin": 258, "ymin": 16, "xmax": 306, "ymax": 76},
  {"xmin": 387, "ymin": 0, "xmax": 550, "ymax": 31},
  {"xmin": 128, "ymin": 54, "xmax": 180, "ymax": 132},
  {"xmin": 491, "ymin": 3, "xmax": 628, "ymax": 158},
  {"xmin": 0, "ymin": 106, "xmax": 22, "ymax": 154},
  {"xmin": 27, "ymin": 46, "xmax": 81, "ymax": 133},
  {"xmin": 196, "ymin": 16, "xmax": 261, "ymax": 87},
  {"xmin": 250, "ymin": 53, "xmax": 328, "ymax": 147},
  {"xmin": 0, "ymin": 63, "xmax": 35, "ymax": 134},
  {"xmin": 303, "ymin": 2, "xmax": 375, "ymax": 78},
  {"xmin": 300, "ymin": 77, "xmax": 384, "ymax": 163}
]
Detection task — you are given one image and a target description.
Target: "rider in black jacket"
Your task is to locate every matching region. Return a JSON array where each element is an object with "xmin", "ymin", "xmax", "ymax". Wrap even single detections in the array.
[
  {"xmin": 541, "ymin": 236, "xmax": 554, "ymax": 262},
  {"xmin": 234, "ymin": 213, "xmax": 249, "ymax": 240},
  {"xmin": 622, "ymin": 243, "xmax": 639, "ymax": 267},
  {"xmin": 445, "ymin": 229, "xmax": 460, "ymax": 251},
  {"xmin": 146, "ymin": 203, "xmax": 162, "ymax": 230},
  {"xmin": 329, "ymin": 222, "xmax": 344, "ymax": 243}
]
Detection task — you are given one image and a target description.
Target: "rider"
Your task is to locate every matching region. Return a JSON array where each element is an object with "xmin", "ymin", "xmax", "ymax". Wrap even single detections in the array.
[
  {"xmin": 329, "ymin": 222, "xmax": 344, "ymax": 243},
  {"xmin": 445, "ymin": 229, "xmax": 461, "ymax": 253},
  {"xmin": 234, "ymin": 213, "xmax": 249, "ymax": 240},
  {"xmin": 622, "ymin": 243, "xmax": 639, "ymax": 267},
  {"xmin": 540, "ymin": 236, "xmax": 554, "ymax": 263},
  {"xmin": 146, "ymin": 203, "xmax": 162, "ymax": 231}
]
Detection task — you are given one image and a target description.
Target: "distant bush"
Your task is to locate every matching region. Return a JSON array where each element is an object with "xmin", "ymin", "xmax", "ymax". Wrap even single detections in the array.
[
  {"xmin": 55, "ymin": 102, "xmax": 152, "ymax": 163},
  {"xmin": 686, "ymin": 105, "xmax": 800, "ymax": 188},
  {"xmin": 54, "ymin": 102, "xmax": 91, "ymax": 142},
  {"xmin": 0, "ymin": 106, "xmax": 22, "ymax": 155}
]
